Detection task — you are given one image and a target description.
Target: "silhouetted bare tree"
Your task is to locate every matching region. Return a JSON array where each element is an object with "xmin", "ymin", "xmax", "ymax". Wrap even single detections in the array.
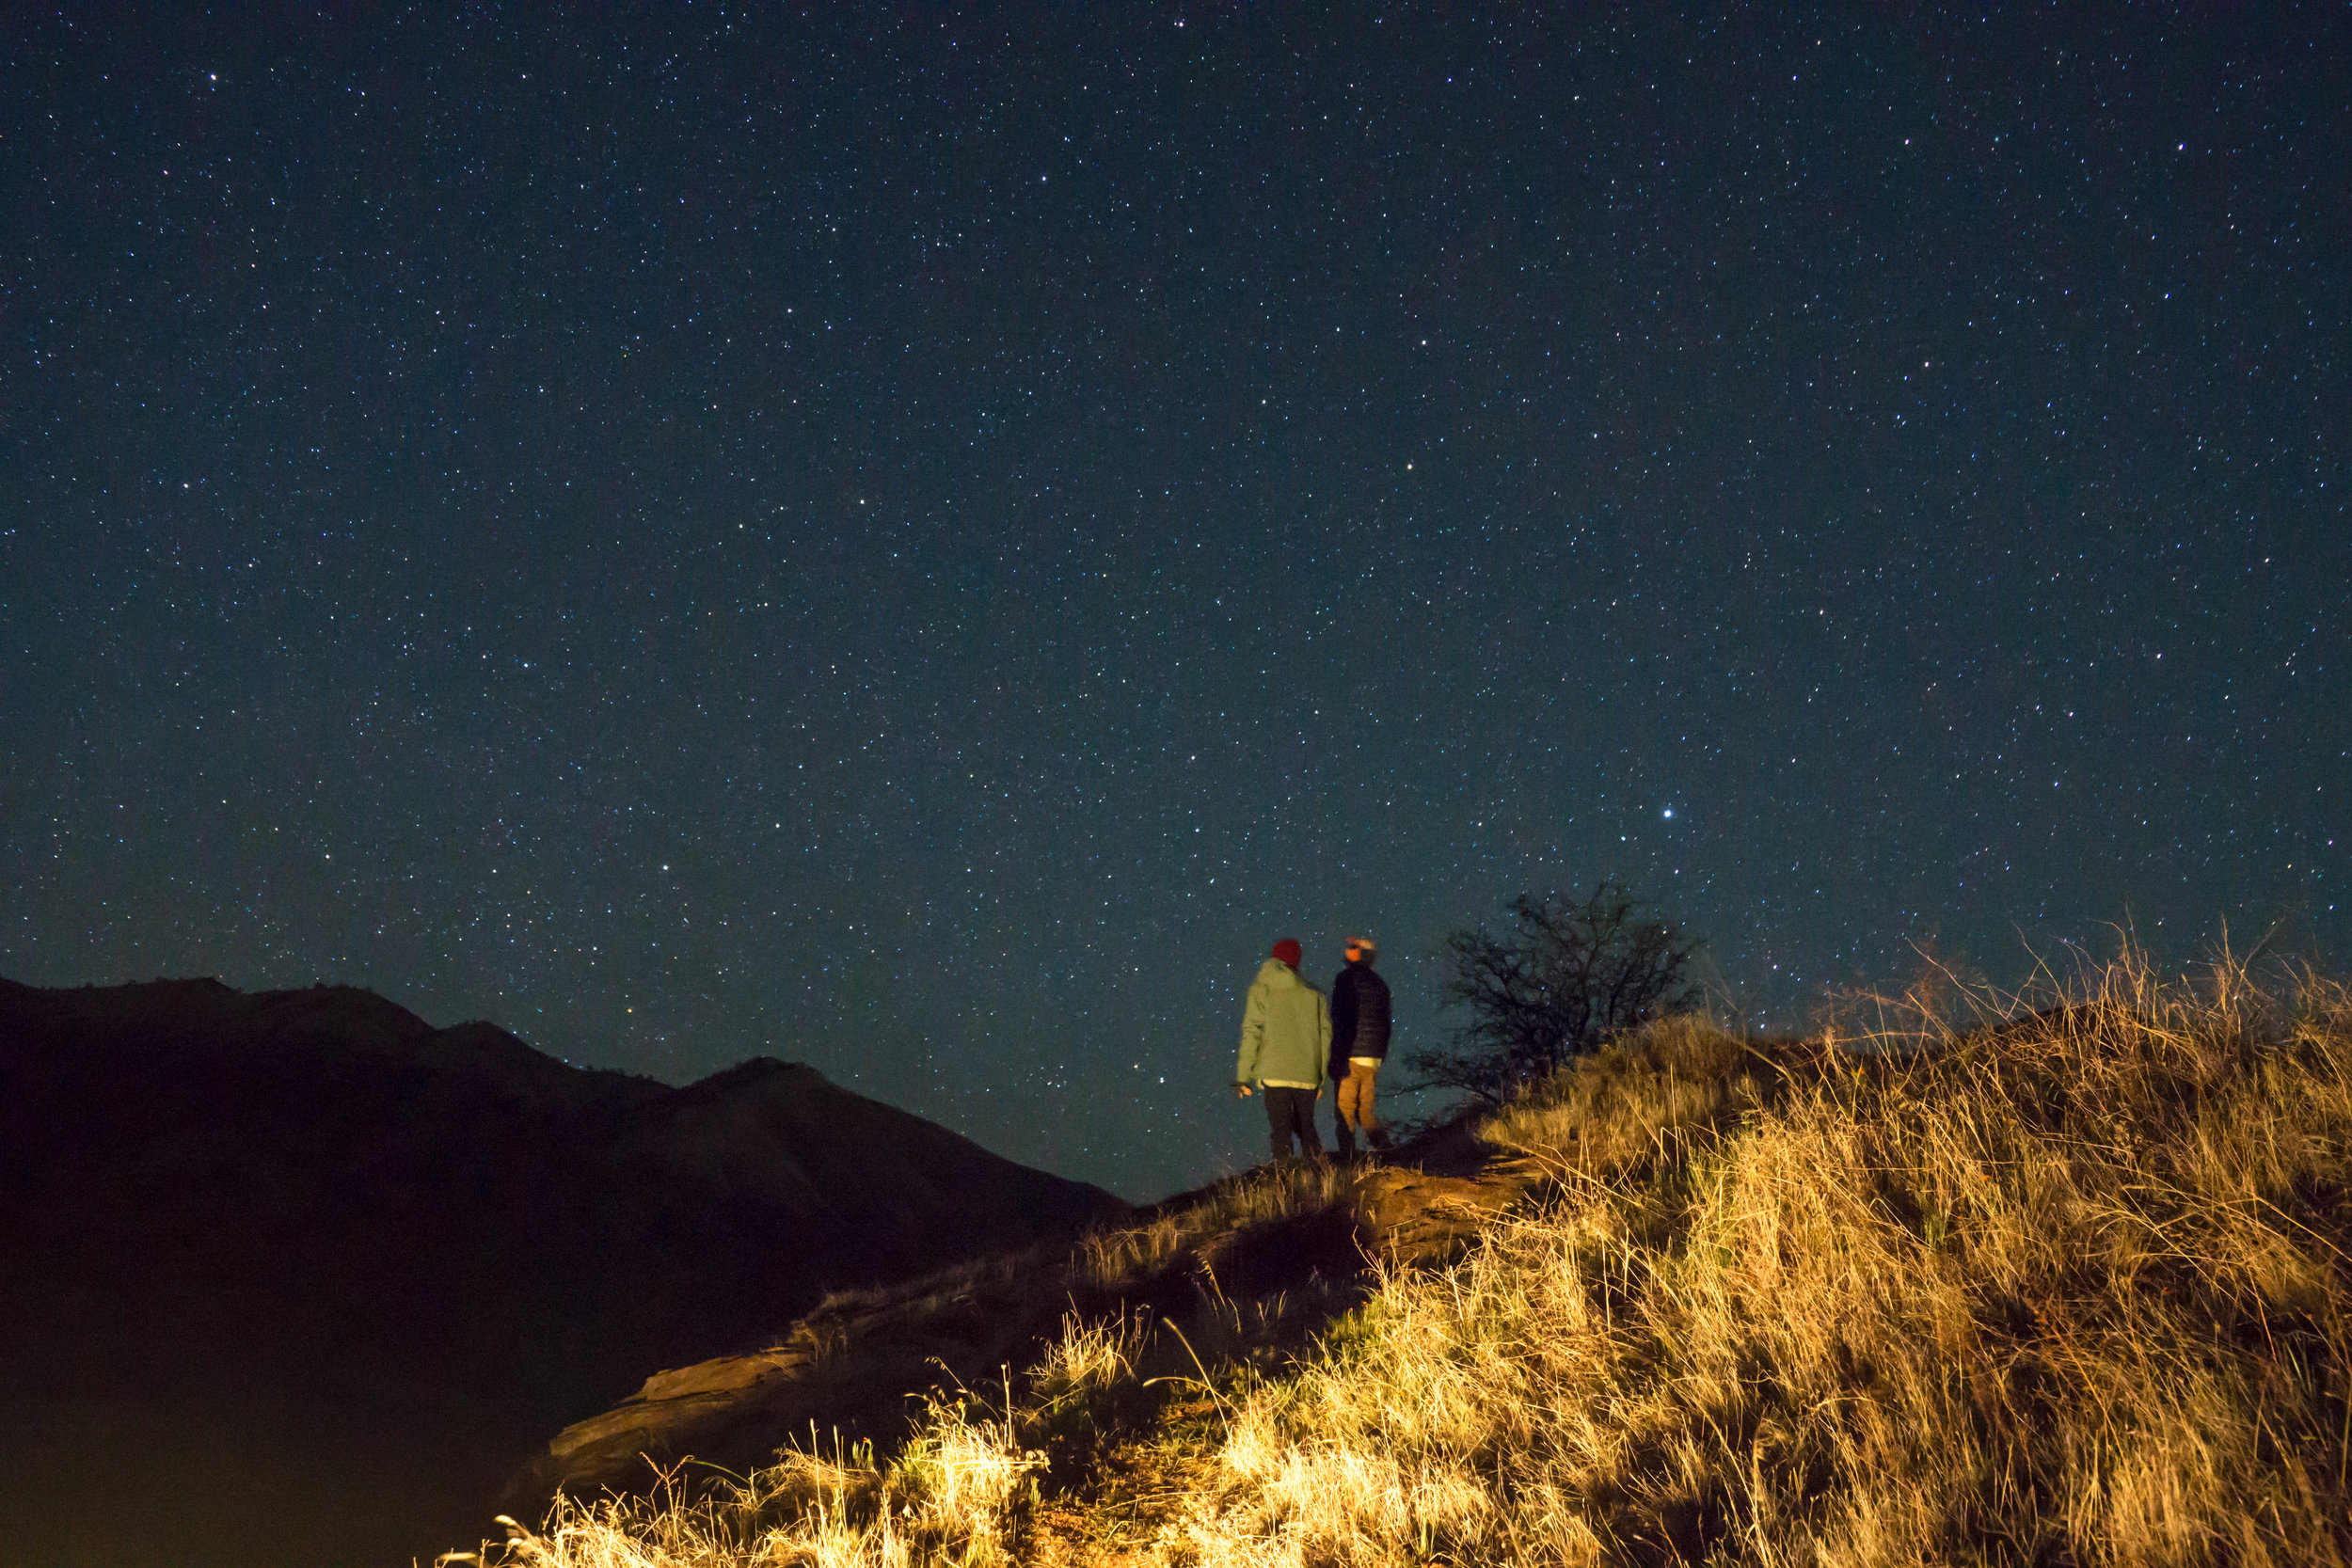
[{"xmin": 1408, "ymin": 882, "xmax": 1703, "ymax": 1106}]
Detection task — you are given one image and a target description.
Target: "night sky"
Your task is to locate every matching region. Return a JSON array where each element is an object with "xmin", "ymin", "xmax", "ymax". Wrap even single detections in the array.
[{"xmin": 6, "ymin": 8, "xmax": 2345, "ymax": 1200}]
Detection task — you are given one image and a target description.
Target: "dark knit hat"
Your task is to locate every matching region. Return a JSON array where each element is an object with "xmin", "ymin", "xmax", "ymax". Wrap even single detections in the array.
[{"xmin": 1270, "ymin": 938, "xmax": 1303, "ymax": 968}]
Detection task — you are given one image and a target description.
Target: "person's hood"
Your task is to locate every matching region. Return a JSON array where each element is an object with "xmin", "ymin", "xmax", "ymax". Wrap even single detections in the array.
[{"xmin": 1254, "ymin": 957, "xmax": 1303, "ymax": 988}]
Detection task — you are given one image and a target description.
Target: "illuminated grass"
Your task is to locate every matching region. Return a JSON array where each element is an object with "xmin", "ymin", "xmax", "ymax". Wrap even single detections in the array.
[{"xmin": 455, "ymin": 952, "xmax": 2352, "ymax": 1566}]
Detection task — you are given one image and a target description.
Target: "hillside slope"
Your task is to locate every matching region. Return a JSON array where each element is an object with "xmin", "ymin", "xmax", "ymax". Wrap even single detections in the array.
[
  {"xmin": 477, "ymin": 955, "xmax": 2352, "ymax": 1567},
  {"xmin": 497, "ymin": 1116, "xmax": 1525, "ymax": 1520},
  {"xmin": 0, "ymin": 976, "xmax": 1122, "ymax": 1568}
]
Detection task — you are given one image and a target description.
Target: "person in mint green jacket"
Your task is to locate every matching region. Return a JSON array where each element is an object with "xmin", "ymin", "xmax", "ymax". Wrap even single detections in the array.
[{"xmin": 1233, "ymin": 938, "xmax": 1333, "ymax": 1161}]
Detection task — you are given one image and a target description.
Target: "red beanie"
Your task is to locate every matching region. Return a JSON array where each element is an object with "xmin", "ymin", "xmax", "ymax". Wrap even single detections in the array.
[{"xmin": 1270, "ymin": 938, "xmax": 1302, "ymax": 968}]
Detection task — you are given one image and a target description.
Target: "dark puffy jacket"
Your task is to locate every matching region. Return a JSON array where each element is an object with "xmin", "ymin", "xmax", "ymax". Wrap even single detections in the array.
[{"xmin": 1328, "ymin": 962, "xmax": 1392, "ymax": 1077}]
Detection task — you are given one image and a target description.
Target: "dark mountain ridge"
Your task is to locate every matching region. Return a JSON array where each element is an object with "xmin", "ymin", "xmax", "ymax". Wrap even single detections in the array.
[{"xmin": 0, "ymin": 975, "xmax": 1123, "ymax": 1568}]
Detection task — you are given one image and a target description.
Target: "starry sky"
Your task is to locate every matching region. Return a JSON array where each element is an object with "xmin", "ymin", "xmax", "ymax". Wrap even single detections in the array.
[{"xmin": 6, "ymin": 7, "xmax": 2346, "ymax": 1200}]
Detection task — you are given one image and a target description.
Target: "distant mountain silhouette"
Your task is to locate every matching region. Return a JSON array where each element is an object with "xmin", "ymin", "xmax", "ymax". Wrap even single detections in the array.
[{"xmin": 0, "ymin": 976, "xmax": 1124, "ymax": 1568}]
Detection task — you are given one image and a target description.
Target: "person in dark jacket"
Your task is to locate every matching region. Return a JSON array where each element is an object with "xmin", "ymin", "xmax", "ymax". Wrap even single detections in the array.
[{"xmin": 1328, "ymin": 935, "xmax": 1392, "ymax": 1156}]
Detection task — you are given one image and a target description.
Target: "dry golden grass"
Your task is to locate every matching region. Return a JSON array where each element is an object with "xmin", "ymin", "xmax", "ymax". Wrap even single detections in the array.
[
  {"xmin": 474, "ymin": 1408, "xmax": 1042, "ymax": 1568},
  {"xmin": 460, "ymin": 952, "xmax": 2352, "ymax": 1567},
  {"xmin": 451, "ymin": 1159, "xmax": 1375, "ymax": 1567},
  {"xmin": 1073, "ymin": 1157, "xmax": 1366, "ymax": 1292}
]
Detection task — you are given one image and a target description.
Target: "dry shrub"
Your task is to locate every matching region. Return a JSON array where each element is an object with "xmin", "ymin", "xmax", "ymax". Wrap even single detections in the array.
[{"xmin": 1032, "ymin": 1311, "xmax": 1149, "ymax": 1412}]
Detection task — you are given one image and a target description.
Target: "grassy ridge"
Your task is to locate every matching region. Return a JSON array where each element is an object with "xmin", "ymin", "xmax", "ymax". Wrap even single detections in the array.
[{"xmin": 462, "ymin": 954, "xmax": 2352, "ymax": 1566}]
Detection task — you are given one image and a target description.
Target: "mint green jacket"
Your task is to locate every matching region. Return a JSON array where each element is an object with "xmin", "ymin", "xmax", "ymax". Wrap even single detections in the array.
[{"xmin": 1234, "ymin": 959, "xmax": 1333, "ymax": 1088}]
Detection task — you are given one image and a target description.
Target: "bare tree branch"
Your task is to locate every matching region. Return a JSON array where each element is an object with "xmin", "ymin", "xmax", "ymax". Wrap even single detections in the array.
[{"xmin": 1400, "ymin": 882, "xmax": 1703, "ymax": 1107}]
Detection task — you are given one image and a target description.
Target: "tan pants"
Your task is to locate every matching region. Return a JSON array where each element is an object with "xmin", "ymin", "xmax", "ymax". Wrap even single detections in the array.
[{"xmin": 1336, "ymin": 1058, "xmax": 1383, "ymax": 1143}]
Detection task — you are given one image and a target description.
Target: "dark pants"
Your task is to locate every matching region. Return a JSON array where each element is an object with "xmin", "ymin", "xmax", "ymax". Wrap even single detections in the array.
[{"xmin": 1263, "ymin": 1085, "xmax": 1322, "ymax": 1160}]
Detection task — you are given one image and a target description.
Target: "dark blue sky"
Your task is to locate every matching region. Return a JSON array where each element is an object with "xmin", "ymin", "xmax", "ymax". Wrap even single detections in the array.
[{"xmin": 6, "ymin": 7, "xmax": 2345, "ymax": 1199}]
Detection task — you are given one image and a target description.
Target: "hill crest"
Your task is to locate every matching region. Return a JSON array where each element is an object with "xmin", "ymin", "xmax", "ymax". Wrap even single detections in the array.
[{"xmin": 475, "ymin": 958, "xmax": 2352, "ymax": 1568}]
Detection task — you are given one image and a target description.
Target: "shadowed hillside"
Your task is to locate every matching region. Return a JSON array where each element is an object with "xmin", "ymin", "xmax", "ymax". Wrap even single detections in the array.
[
  {"xmin": 471, "ymin": 952, "xmax": 2352, "ymax": 1567},
  {"xmin": 0, "ymin": 977, "xmax": 1123, "ymax": 1568},
  {"xmin": 494, "ymin": 1115, "xmax": 1526, "ymax": 1525}
]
